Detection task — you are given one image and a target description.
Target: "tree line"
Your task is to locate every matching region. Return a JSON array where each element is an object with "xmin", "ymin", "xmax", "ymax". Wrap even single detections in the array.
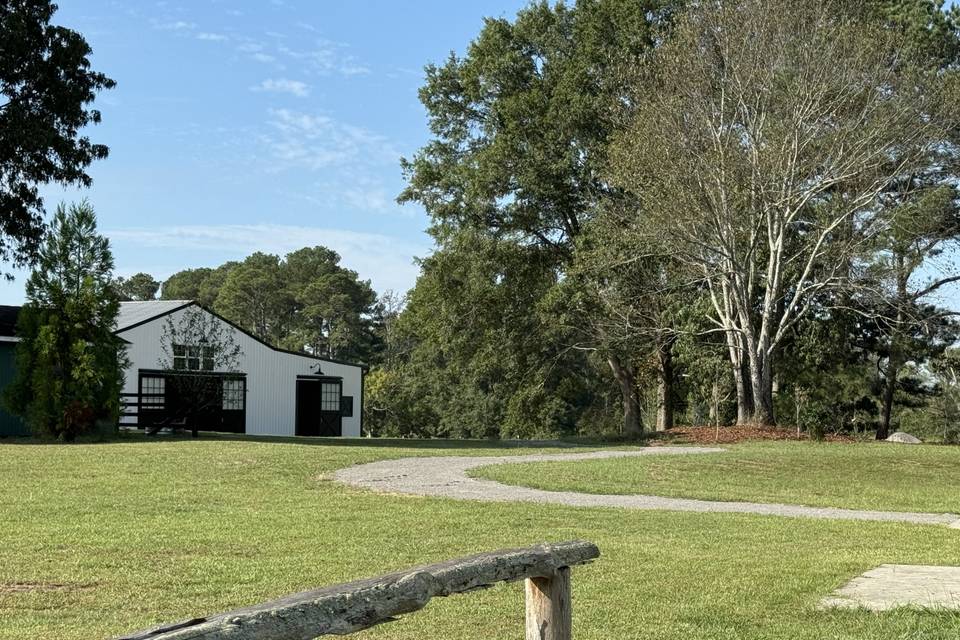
[
  {"xmin": 119, "ymin": 248, "xmax": 382, "ymax": 364},
  {"xmin": 366, "ymin": 0, "xmax": 960, "ymax": 442},
  {"xmin": 4, "ymin": 0, "xmax": 960, "ymax": 442}
]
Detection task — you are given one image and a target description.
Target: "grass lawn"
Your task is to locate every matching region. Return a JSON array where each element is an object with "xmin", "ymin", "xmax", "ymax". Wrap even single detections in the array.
[
  {"xmin": 1, "ymin": 436, "xmax": 960, "ymax": 639},
  {"xmin": 473, "ymin": 440, "xmax": 960, "ymax": 514}
]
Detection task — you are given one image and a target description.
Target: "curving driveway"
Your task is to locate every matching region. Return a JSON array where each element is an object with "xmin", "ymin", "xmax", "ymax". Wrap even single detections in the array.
[{"xmin": 333, "ymin": 447, "xmax": 960, "ymax": 528}]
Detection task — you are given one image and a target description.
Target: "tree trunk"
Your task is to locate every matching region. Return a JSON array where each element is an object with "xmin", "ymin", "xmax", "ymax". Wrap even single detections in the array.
[
  {"xmin": 608, "ymin": 355, "xmax": 642, "ymax": 437},
  {"xmin": 878, "ymin": 254, "xmax": 907, "ymax": 441},
  {"xmin": 655, "ymin": 338, "xmax": 675, "ymax": 431},
  {"xmin": 709, "ymin": 381, "xmax": 720, "ymax": 427},
  {"xmin": 757, "ymin": 353, "xmax": 776, "ymax": 426},
  {"xmin": 725, "ymin": 331, "xmax": 754, "ymax": 424},
  {"xmin": 747, "ymin": 343, "xmax": 776, "ymax": 426},
  {"xmin": 736, "ymin": 359, "xmax": 754, "ymax": 424},
  {"xmin": 749, "ymin": 373, "xmax": 776, "ymax": 426},
  {"xmin": 878, "ymin": 358, "xmax": 899, "ymax": 441}
]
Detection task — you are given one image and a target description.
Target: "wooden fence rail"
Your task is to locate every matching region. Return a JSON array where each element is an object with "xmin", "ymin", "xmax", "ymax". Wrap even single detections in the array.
[{"xmin": 118, "ymin": 540, "xmax": 599, "ymax": 640}]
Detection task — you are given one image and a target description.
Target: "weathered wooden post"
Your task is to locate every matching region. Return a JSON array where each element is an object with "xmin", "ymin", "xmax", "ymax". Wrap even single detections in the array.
[
  {"xmin": 118, "ymin": 541, "xmax": 598, "ymax": 640},
  {"xmin": 525, "ymin": 566, "xmax": 572, "ymax": 640}
]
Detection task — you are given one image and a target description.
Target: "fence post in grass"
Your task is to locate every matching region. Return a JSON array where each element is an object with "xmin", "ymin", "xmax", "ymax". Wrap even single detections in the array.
[{"xmin": 525, "ymin": 566, "xmax": 572, "ymax": 640}]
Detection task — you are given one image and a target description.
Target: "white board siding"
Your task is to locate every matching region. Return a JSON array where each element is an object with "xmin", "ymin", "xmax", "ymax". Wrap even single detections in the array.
[{"xmin": 117, "ymin": 305, "xmax": 363, "ymax": 437}]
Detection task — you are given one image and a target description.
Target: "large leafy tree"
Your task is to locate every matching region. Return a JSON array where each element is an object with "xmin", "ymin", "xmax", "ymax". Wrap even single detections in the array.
[
  {"xmin": 609, "ymin": 0, "xmax": 958, "ymax": 425},
  {"xmin": 567, "ymin": 195, "xmax": 695, "ymax": 432},
  {"xmin": 115, "ymin": 272, "xmax": 160, "ymax": 301},
  {"xmin": 400, "ymin": 0, "xmax": 666, "ymax": 435},
  {"xmin": 214, "ymin": 252, "xmax": 291, "ymax": 346},
  {"xmin": 5, "ymin": 201, "xmax": 125, "ymax": 440},
  {"xmin": 161, "ymin": 268, "xmax": 213, "ymax": 301},
  {"xmin": 165, "ymin": 249, "xmax": 378, "ymax": 363},
  {"xmin": 282, "ymin": 246, "xmax": 377, "ymax": 361},
  {"xmin": 161, "ymin": 263, "xmax": 237, "ymax": 306},
  {"xmin": 0, "ymin": 1, "xmax": 115, "ymax": 272},
  {"xmin": 369, "ymin": 230, "xmax": 610, "ymax": 439}
]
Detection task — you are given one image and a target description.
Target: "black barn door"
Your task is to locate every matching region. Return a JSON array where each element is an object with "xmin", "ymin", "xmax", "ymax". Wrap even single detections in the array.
[
  {"xmin": 295, "ymin": 377, "xmax": 342, "ymax": 437},
  {"xmin": 137, "ymin": 370, "xmax": 246, "ymax": 434}
]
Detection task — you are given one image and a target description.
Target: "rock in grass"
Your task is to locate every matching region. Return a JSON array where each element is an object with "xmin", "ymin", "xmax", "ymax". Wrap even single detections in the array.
[{"xmin": 886, "ymin": 432, "xmax": 922, "ymax": 444}]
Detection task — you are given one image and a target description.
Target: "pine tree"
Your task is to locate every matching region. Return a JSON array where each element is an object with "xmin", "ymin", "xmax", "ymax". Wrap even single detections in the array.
[{"xmin": 5, "ymin": 201, "xmax": 126, "ymax": 440}]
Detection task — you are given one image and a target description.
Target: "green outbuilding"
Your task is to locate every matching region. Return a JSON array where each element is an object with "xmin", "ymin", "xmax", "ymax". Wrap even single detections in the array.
[{"xmin": 0, "ymin": 306, "xmax": 29, "ymax": 437}]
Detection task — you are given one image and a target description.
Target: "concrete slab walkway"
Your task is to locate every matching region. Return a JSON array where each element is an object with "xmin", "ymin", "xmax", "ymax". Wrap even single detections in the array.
[
  {"xmin": 823, "ymin": 564, "xmax": 960, "ymax": 610},
  {"xmin": 332, "ymin": 448, "xmax": 960, "ymax": 527}
]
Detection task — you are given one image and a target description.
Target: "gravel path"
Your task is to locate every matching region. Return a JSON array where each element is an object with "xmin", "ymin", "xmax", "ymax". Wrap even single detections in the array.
[{"xmin": 333, "ymin": 447, "xmax": 960, "ymax": 528}]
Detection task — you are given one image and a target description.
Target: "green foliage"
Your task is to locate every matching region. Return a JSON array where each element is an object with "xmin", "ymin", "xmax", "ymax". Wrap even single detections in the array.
[
  {"xmin": 4, "ymin": 202, "xmax": 125, "ymax": 440},
  {"xmin": 923, "ymin": 348, "xmax": 960, "ymax": 443},
  {"xmin": 674, "ymin": 331, "xmax": 737, "ymax": 427},
  {"xmin": 367, "ymin": 230, "xmax": 611, "ymax": 439},
  {"xmin": 0, "ymin": 1, "xmax": 114, "ymax": 272},
  {"xmin": 162, "ymin": 248, "xmax": 378, "ymax": 363},
  {"xmin": 873, "ymin": 0, "xmax": 960, "ymax": 66},
  {"xmin": 393, "ymin": 0, "xmax": 669, "ymax": 437},
  {"xmin": 280, "ymin": 247, "xmax": 378, "ymax": 361},
  {"xmin": 381, "ymin": 0, "xmax": 960, "ymax": 439},
  {"xmin": 115, "ymin": 272, "xmax": 160, "ymax": 301},
  {"xmin": 215, "ymin": 252, "xmax": 291, "ymax": 346},
  {"xmin": 362, "ymin": 367, "xmax": 438, "ymax": 438},
  {"xmin": 775, "ymin": 311, "xmax": 880, "ymax": 436},
  {"xmin": 400, "ymin": 0, "xmax": 662, "ymax": 251},
  {"xmin": 161, "ymin": 264, "xmax": 236, "ymax": 307}
]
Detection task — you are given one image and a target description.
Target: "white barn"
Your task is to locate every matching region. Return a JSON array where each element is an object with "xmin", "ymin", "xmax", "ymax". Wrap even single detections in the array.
[{"xmin": 115, "ymin": 300, "xmax": 364, "ymax": 437}]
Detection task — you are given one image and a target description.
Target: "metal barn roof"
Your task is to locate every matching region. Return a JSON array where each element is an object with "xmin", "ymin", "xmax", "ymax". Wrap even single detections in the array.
[{"xmin": 116, "ymin": 300, "xmax": 192, "ymax": 332}]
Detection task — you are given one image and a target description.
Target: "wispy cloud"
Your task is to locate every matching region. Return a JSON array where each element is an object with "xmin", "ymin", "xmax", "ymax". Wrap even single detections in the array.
[
  {"xmin": 342, "ymin": 187, "xmax": 392, "ymax": 213},
  {"xmin": 152, "ymin": 19, "xmax": 228, "ymax": 43},
  {"xmin": 155, "ymin": 20, "xmax": 196, "ymax": 31},
  {"xmin": 261, "ymin": 108, "xmax": 399, "ymax": 171},
  {"xmin": 196, "ymin": 32, "xmax": 229, "ymax": 42},
  {"xmin": 276, "ymin": 40, "xmax": 371, "ymax": 76},
  {"xmin": 251, "ymin": 78, "xmax": 309, "ymax": 97},
  {"xmin": 322, "ymin": 173, "xmax": 412, "ymax": 216},
  {"xmin": 107, "ymin": 224, "xmax": 429, "ymax": 294}
]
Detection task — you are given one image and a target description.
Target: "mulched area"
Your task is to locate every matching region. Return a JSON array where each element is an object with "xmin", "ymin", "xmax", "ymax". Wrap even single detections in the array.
[{"xmin": 651, "ymin": 425, "xmax": 856, "ymax": 445}]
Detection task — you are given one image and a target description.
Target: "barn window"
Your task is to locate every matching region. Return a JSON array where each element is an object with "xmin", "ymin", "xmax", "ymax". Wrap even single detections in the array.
[
  {"xmin": 173, "ymin": 344, "xmax": 215, "ymax": 371},
  {"xmin": 321, "ymin": 382, "xmax": 340, "ymax": 411},
  {"xmin": 222, "ymin": 379, "xmax": 244, "ymax": 410},
  {"xmin": 172, "ymin": 344, "xmax": 186, "ymax": 369},
  {"xmin": 201, "ymin": 346, "xmax": 215, "ymax": 370},
  {"xmin": 340, "ymin": 396, "xmax": 354, "ymax": 417},
  {"xmin": 141, "ymin": 376, "xmax": 165, "ymax": 408}
]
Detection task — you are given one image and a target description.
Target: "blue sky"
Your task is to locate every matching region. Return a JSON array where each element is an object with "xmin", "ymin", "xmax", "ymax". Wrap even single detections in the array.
[
  {"xmin": 0, "ymin": 0, "xmax": 530, "ymax": 303},
  {"xmin": 5, "ymin": 1, "xmax": 960, "ymax": 311}
]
